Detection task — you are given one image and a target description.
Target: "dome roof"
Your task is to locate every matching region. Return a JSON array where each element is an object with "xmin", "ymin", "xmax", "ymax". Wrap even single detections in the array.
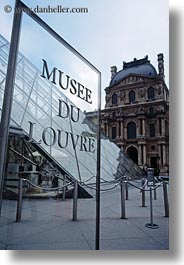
[{"xmin": 110, "ymin": 56, "xmax": 157, "ymax": 86}]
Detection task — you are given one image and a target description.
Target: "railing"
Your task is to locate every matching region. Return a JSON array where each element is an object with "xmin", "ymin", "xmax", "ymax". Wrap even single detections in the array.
[
  {"xmin": 80, "ymin": 175, "xmax": 169, "ymax": 221},
  {"xmin": 119, "ymin": 177, "xmax": 169, "ymax": 225},
  {"xmin": 16, "ymin": 176, "xmax": 78, "ymax": 222},
  {"xmin": 15, "ymin": 174, "xmax": 169, "ymax": 225}
]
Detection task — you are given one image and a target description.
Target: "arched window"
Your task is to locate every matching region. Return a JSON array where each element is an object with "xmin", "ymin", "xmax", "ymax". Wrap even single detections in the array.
[
  {"xmin": 129, "ymin": 90, "xmax": 135, "ymax": 103},
  {"xmin": 127, "ymin": 122, "xmax": 137, "ymax": 139},
  {"xmin": 112, "ymin": 93, "xmax": 118, "ymax": 105},
  {"xmin": 148, "ymin": 87, "xmax": 155, "ymax": 100}
]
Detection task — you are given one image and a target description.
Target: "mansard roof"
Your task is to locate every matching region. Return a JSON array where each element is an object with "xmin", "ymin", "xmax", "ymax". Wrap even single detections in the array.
[{"xmin": 110, "ymin": 56, "xmax": 157, "ymax": 86}]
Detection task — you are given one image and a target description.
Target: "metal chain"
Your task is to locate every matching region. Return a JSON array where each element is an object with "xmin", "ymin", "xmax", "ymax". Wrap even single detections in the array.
[
  {"xmin": 21, "ymin": 176, "xmax": 168, "ymax": 194},
  {"xmin": 22, "ymin": 178, "xmax": 73, "ymax": 192}
]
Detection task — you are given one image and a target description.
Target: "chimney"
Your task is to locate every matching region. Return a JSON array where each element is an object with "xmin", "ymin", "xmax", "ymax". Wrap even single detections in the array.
[
  {"xmin": 111, "ymin": 66, "xmax": 117, "ymax": 79},
  {"xmin": 157, "ymin": 53, "xmax": 165, "ymax": 79}
]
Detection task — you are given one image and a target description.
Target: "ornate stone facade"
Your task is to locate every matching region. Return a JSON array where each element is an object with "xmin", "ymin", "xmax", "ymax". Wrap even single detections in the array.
[{"xmin": 101, "ymin": 54, "xmax": 169, "ymax": 176}]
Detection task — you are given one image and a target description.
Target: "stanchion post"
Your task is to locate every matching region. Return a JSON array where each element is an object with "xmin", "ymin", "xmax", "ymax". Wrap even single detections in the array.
[
  {"xmin": 73, "ymin": 180, "xmax": 78, "ymax": 221},
  {"xmin": 145, "ymin": 186, "xmax": 159, "ymax": 229},
  {"xmin": 163, "ymin": 180, "xmax": 169, "ymax": 217},
  {"xmin": 150, "ymin": 187, "xmax": 153, "ymax": 225},
  {"xmin": 153, "ymin": 176, "xmax": 157, "ymax": 200},
  {"xmin": 62, "ymin": 174, "xmax": 66, "ymax": 200},
  {"xmin": 16, "ymin": 177, "xmax": 23, "ymax": 222},
  {"xmin": 125, "ymin": 176, "xmax": 128, "ymax": 200},
  {"xmin": 120, "ymin": 179, "xmax": 126, "ymax": 219},
  {"xmin": 141, "ymin": 178, "xmax": 146, "ymax": 207}
]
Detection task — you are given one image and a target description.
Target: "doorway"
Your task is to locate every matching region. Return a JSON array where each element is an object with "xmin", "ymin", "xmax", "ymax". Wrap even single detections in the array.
[
  {"xmin": 127, "ymin": 146, "xmax": 138, "ymax": 164},
  {"xmin": 150, "ymin": 157, "xmax": 159, "ymax": 176}
]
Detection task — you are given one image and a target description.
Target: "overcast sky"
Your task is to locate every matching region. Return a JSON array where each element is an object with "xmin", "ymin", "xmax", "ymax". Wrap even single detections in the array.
[{"xmin": 0, "ymin": 0, "xmax": 169, "ymax": 109}]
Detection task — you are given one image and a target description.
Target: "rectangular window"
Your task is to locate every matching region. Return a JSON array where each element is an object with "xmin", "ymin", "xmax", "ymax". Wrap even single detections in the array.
[
  {"xmin": 118, "ymin": 121, "xmax": 121, "ymax": 137},
  {"xmin": 112, "ymin": 126, "xmax": 117, "ymax": 139},
  {"xmin": 140, "ymin": 119, "xmax": 143, "ymax": 135},
  {"xmin": 149, "ymin": 123, "xmax": 155, "ymax": 138}
]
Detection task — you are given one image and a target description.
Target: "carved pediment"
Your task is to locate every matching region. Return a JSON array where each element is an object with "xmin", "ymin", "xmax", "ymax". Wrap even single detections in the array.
[
  {"xmin": 116, "ymin": 75, "xmax": 144, "ymax": 86},
  {"xmin": 115, "ymin": 74, "xmax": 157, "ymax": 87}
]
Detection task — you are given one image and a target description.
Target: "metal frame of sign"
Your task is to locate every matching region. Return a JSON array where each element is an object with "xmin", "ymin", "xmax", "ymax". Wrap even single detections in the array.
[{"xmin": 0, "ymin": 0, "xmax": 101, "ymax": 250}]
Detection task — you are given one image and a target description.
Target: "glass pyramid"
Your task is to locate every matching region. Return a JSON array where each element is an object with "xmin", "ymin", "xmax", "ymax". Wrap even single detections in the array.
[{"xmin": 0, "ymin": 34, "xmax": 144, "ymax": 188}]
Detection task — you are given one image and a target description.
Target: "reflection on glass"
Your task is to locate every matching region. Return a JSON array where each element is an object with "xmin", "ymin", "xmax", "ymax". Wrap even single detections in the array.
[
  {"xmin": 0, "ymin": 33, "xmax": 120, "ymax": 184},
  {"xmin": 0, "ymin": 32, "xmax": 145, "ymax": 189}
]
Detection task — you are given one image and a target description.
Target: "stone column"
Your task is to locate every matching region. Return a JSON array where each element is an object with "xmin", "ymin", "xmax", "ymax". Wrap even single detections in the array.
[
  {"xmin": 124, "ymin": 125, "xmax": 127, "ymax": 139},
  {"xmin": 121, "ymin": 121, "xmax": 124, "ymax": 139},
  {"xmin": 106, "ymin": 123, "xmax": 109, "ymax": 137},
  {"xmin": 136, "ymin": 124, "xmax": 139, "ymax": 139},
  {"xmin": 158, "ymin": 144, "xmax": 162, "ymax": 166},
  {"xmin": 162, "ymin": 144, "xmax": 166, "ymax": 165},
  {"xmin": 138, "ymin": 145, "xmax": 142, "ymax": 166},
  {"xmin": 142, "ymin": 119, "xmax": 146, "ymax": 136},
  {"xmin": 162, "ymin": 118, "xmax": 165, "ymax": 136},
  {"xmin": 166, "ymin": 144, "xmax": 169, "ymax": 166},
  {"xmin": 143, "ymin": 145, "xmax": 146, "ymax": 165}
]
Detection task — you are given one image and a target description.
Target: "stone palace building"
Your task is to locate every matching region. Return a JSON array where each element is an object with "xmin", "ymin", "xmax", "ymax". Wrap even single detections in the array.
[{"xmin": 87, "ymin": 54, "xmax": 169, "ymax": 176}]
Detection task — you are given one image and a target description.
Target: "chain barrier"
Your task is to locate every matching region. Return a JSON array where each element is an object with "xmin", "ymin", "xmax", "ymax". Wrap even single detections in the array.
[
  {"xmin": 16, "ymin": 176, "xmax": 78, "ymax": 222},
  {"xmin": 15, "ymin": 173, "xmax": 169, "ymax": 224},
  {"xmin": 79, "ymin": 175, "xmax": 120, "ymax": 185},
  {"xmin": 22, "ymin": 177, "xmax": 73, "ymax": 192},
  {"xmin": 126, "ymin": 179, "xmax": 163, "ymax": 192},
  {"xmin": 120, "ymin": 177, "xmax": 169, "ymax": 225},
  {"xmin": 80, "ymin": 182, "xmax": 120, "ymax": 192},
  {"xmin": 80, "ymin": 176, "xmax": 163, "ymax": 194},
  {"xmin": 80, "ymin": 175, "xmax": 96, "ymax": 184},
  {"xmin": 80, "ymin": 178, "xmax": 122, "ymax": 192}
]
